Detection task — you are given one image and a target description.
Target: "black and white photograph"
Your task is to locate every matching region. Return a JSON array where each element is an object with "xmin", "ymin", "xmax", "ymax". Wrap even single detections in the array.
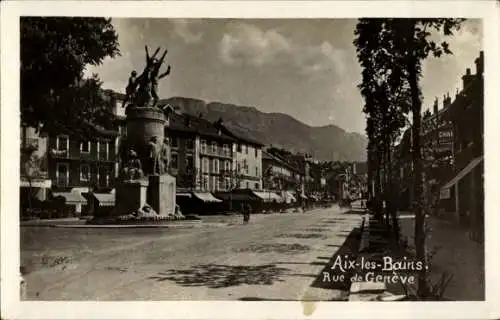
[{"xmin": 1, "ymin": 1, "xmax": 499, "ymax": 319}]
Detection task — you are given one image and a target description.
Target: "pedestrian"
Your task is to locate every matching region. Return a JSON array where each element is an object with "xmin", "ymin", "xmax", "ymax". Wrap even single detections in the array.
[{"xmin": 243, "ymin": 202, "xmax": 251, "ymax": 224}]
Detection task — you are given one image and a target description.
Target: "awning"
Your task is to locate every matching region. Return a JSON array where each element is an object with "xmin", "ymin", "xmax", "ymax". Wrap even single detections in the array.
[
  {"xmin": 192, "ymin": 192, "xmax": 222, "ymax": 203},
  {"xmin": 252, "ymin": 191, "xmax": 283, "ymax": 203},
  {"xmin": 441, "ymin": 156, "xmax": 483, "ymax": 191},
  {"xmin": 176, "ymin": 192, "xmax": 192, "ymax": 198},
  {"xmin": 20, "ymin": 179, "xmax": 52, "ymax": 188},
  {"xmin": 93, "ymin": 193, "xmax": 115, "ymax": 206},
  {"xmin": 308, "ymin": 195, "xmax": 318, "ymax": 201},
  {"xmin": 215, "ymin": 193, "xmax": 257, "ymax": 202},
  {"xmin": 52, "ymin": 191, "xmax": 86, "ymax": 205},
  {"xmin": 282, "ymin": 191, "xmax": 296, "ymax": 203}
]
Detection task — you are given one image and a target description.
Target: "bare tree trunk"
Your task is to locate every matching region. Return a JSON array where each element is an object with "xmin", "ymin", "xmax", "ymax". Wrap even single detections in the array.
[
  {"xmin": 374, "ymin": 155, "xmax": 382, "ymax": 221},
  {"xmin": 408, "ymin": 52, "xmax": 428, "ymax": 297}
]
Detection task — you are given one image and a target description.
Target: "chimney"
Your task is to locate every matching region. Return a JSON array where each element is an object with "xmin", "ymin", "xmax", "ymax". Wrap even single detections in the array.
[
  {"xmin": 462, "ymin": 68, "xmax": 474, "ymax": 89},
  {"xmin": 442, "ymin": 93, "xmax": 450, "ymax": 108},
  {"xmin": 433, "ymin": 97, "xmax": 439, "ymax": 115},
  {"xmin": 475, "ymin": 50, "xmax": 484, "ymax": 76}
]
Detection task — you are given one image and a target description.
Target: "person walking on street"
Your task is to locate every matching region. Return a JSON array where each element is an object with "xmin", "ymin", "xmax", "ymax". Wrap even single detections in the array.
[{"xmin": 243, "ymin": 202, "xmax": 251, "ymax": 224}]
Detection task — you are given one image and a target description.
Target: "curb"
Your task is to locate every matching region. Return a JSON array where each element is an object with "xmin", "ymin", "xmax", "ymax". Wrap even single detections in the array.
[
  {"xmin": 348, "ymin": 213, "xmax": 388, "ymax": 301},
  {"xmin": 51, "ymin": 221, "xmax": 210, "ymax": 229}
]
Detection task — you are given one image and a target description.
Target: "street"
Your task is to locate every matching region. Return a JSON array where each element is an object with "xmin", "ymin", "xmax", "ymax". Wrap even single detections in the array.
[{"xmin": 22, "ymin": 205, "xmax": 363, "ymax": 300}]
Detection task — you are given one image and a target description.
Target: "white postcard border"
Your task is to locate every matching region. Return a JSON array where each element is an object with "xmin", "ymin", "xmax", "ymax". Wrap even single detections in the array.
[{"xmin": 1, "ymin": 1, "xmax": 499, "ymax": 319}]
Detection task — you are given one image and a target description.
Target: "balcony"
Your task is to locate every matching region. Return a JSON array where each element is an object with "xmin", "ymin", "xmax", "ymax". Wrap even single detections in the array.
[
  {"xmin": 200, "ymin": 147, "xmax": 232, "ymax": 159},
  {"xmin": 49, "ymin": 149, "xmax": 69, "ymax": 159}
]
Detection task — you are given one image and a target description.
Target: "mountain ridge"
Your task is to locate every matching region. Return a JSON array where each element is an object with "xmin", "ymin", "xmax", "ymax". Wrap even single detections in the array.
[{"xmin": 162, "ymin": 96, "xmax": 367, "ymax": 162}]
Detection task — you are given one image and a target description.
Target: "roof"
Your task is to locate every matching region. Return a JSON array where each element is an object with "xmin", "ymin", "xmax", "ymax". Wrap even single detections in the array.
[
  {"xmin": 167, "ymin": 113, "xmax": 235, "ymax": 142},
  {"xmin": 262, "ymin": 151, "xmax": 300, "ymax": 173},
  {"xmin": 215, "ymin": 122, "xmax": 264, "ymax": 147}
]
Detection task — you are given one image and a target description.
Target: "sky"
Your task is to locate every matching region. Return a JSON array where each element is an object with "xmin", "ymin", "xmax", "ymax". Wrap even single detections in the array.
[{"xmin": 85, "ymin": 18, "xmax": 482, "ymax": 135}]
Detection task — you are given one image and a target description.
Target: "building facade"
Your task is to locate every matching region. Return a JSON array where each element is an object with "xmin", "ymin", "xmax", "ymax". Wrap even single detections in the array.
[
  {"xmin": 440, "ymin": 51, "xmax": 484, "ymax": 242},
  {"xmin": 165, "ymin": 112, "xmax": 235, "ymax": 193},
  {"xmin": 214, "ymin": 120, "xmax": 263, "ymax": 191}
]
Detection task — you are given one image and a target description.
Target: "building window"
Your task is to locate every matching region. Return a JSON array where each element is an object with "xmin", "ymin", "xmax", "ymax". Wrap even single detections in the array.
[
  {"xmin": 56, "ymin": 135, "xmax": 69, "ymax": 151},
  {"xmin": 255, "ymin": 148, "xmax": 258, "ymax": 157},
  {"xmin": 237, "ymin": 162, "xmax": 241, "ymax": 173},
  {"xmin": 186, "ymin": 138, "xmax": 194, "ymax": 150},
  {"xmin": 171, "ymin": 136, "xmax": 179, "ymax": 148},
  {"xmin": 186, "ymin": 156, "xmax": 194, "ymax": 171},
  {"xmin": 211, "ymin": 141, "xmax": 217, "ymax": 154},
  {"xmin": 255, "ymin": 166, "xmax": 259, "ymax": 177},
  {"xmin": 212, "ymin": 158, "xmax": 219, "ymax": 174},
  {"xmin": 255, "ymin": 183, "xmax": 259, "ymax": 190},
  {"xmin": 99, "ymin": 141, "xmax": 108, "ymax": 160},
  {"xmin": 224, "ymin": 160, "xmax": 231, "ymax": 173},
  {"xmin": 107, "ymin": 141, "xmax": 113, "ymax": 160},
  {"xmin": 243, "ymin": 159, "xmax": 248, "ymax": 175},
  {"xmin": 246, "ymin": 181, "xmax": 249, "ymax": 189},
  {"xmin": 223, "ymin": 144, "xmax": 230, "ymax": 156},
  {"xmin": 202, "ymin": 158, "xmax": 209, "ymax": 173},
  {"xmin": 56, "ymin": 163, "xmax": 69, "ymax": 186},
  {"xmin": 202, "ymin": 174, "xmax": 209, "ymax": 191},
  {"xmin": 242, "ymin": 145, "xmax": 247, "ymax": 154},
  {"xmin": 80, "ymin": 140, "xmax": 90, "ymax": 153},
  {"xmin": 213, "ymin": 176, "xmax": 218, "ymax": 191},
  {"xmin": 171, "ymin": 154, "xmax": 178, "ymax": 169},
  {"xmin": 201, "ymin": 140, "xmax": 207, "ymax": 153},
  {"xmin": 80, "ymin": 164, "xmax": 90, "ymax": 182},
  {"xmin": 247, "ymin": 146, "xmax": 251, "ymax": 155}
]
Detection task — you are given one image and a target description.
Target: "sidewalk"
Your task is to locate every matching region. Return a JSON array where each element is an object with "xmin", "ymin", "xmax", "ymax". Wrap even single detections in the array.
[
  {"xmin": 21, "ymin": 218, "xmax": 82, "ymax": 226},
  {"xmin": 398, "ymin": 213, "xmax": 484, "ymax": 301}
]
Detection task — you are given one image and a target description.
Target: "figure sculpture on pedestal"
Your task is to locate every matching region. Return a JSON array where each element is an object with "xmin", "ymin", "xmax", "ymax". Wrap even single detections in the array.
[
  {"xmin": 120, "ymin": 149, "xmax": 144, "ymax": 181},
  {"xmin": 121, "ymin": 70, "xmax": 138, "ymax": 108},
  {"xmin": 148, "ymin": 136, "xmax": 162, "ymax": 175},
  {"xmin": 160, "ymin": 137, "xmax": 170, "ymax": 175},
  {"xmin": 124, "ymin": 45, "xmax": 172, "ymax": 108}
]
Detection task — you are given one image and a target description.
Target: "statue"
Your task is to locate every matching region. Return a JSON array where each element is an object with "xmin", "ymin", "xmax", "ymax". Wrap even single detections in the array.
[
  {"xmin": 120, "ymin": 149, "xmax": 144, "ymax": 180},
  {"xmin": 148, "ymin": 136, "xmax": 162, "ymax": 175},
  {"xmin": 159, "ymin": 137, "xmax": 170, "ymax": 175},
  {"xmin": 121, "ymin": 70, "xmax": 138, "ymax": 108},
  {"xmin": 126, "ymin": 45, "xmax": 172, "ymax": 108}
]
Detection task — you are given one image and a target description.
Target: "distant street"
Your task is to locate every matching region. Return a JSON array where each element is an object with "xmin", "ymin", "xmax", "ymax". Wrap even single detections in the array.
[{"xmin": 22, "ymin": 205, "xmax": 363, "ymax": 300}]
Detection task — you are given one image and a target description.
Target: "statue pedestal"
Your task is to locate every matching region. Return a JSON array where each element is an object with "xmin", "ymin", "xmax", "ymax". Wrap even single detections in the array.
[
  {"xmin": 148, "ymin": 174, "xmax": 176, "ymax": 216},
  {"xmin": 114, "ymin": 179, "xmax": 149, "ymax": 216}
]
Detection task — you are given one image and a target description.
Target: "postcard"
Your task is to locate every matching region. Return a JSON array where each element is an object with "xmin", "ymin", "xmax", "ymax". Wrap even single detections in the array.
[{"xmin": 1, "ymin": 1, "xmax": 499, "ymax": 319}]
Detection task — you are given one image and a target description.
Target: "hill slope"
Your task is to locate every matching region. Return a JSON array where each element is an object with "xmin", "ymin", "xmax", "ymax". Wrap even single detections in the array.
[{"xmin": 163, "ymin": 97, "xmax": 367, "ymax": 162}]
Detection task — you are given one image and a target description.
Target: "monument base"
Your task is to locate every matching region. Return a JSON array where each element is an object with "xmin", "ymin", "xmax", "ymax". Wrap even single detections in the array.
[
  {"xmin": 113, "ymin": 179, "xmax": 150, "ymax": 216},
  {"xmin": 148, "ymin": 174, "xmax": 176, "ymax": 217}
]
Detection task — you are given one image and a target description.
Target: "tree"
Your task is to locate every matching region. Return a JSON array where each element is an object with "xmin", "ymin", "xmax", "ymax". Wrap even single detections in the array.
[
  {"xmin": 355, "ymin": 19, "xmax": 410, "ymax": 226},
  {"xmin": 21, "ymin": 17, "xmax": 120, "ymax": 136},
  {"xmin": 354, "ymin": 18, "xmax": 464, "ymax": 298}
]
